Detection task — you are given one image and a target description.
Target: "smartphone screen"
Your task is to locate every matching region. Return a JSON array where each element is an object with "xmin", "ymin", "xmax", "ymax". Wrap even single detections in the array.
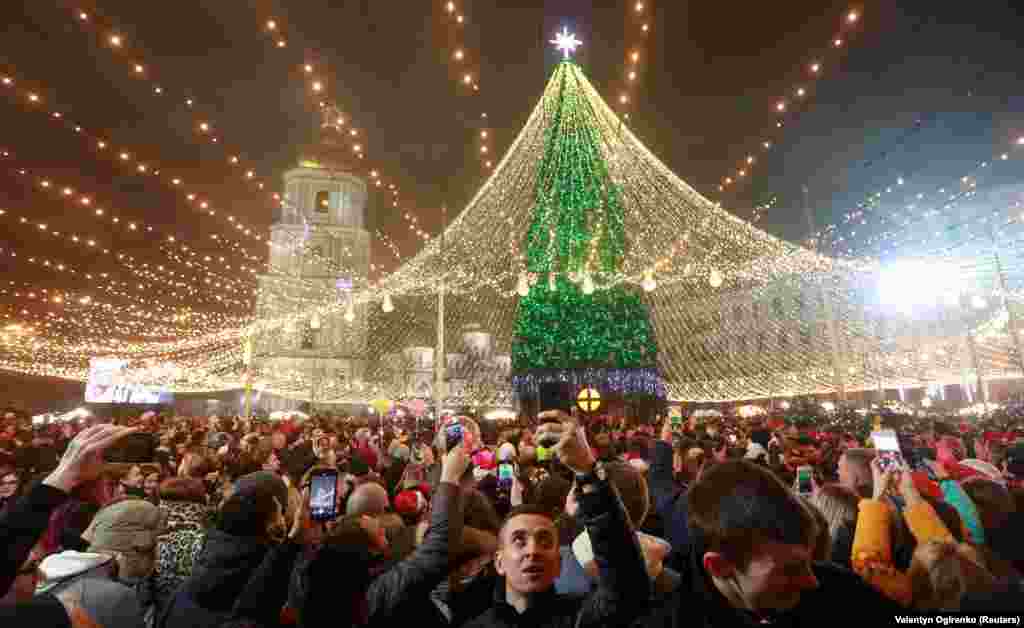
[
  {"xmin": 498, "ymin": 463, "xmax": 514, "ymax": 487},
  {"xmin": 872, "ymin": 430, "xmax": 902, "ymax": 470},
  {"xmin": 445, "ymin": 423, "xmax": 464, "ymax": 452},
  {"xmin": 796, "ymin": 466, "xmax": 813, "ymax": 494},
  {"xmin": 310, "ymin": 469, "xmax": 339, "ymax": 522}
]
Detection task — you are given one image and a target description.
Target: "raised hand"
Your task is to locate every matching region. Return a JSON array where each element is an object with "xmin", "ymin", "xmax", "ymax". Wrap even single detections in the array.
[{"xmin": 43, "ymin": 424, "xmax": 140, "ymax": 494}]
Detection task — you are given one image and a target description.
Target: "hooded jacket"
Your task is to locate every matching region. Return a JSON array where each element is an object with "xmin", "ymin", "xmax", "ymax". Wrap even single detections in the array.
[{"xmin": 647, "ymin": 440, "xmax": 690, "ymax": 573}]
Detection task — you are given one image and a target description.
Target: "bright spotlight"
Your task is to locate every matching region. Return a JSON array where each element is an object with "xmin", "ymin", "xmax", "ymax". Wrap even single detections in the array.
[{"xmin": 879, "ymin": 260, "xmax": 963, "ymax": 311}]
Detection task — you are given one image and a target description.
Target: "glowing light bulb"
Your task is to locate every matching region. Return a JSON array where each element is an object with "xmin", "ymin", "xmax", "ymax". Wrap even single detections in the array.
[
  {"xmin": 382, "ymin": 293, "xmax": 394, "ymax": 313},
  {"xmin": 635, "ymin": 1, "xmax": 644, "ymax": 11},
  {"xmin": 481, "ymin": 130, "xmax": 488, "ymax": 139},
  {"xmin": 516, "ymin": 273, "xmax": 530, "ymax": 297},
  {"xmin": 304, "ymin": 64, "xmax": 313, "ymax": 73},
  {"xmin": 548, "ymin": 273, "xmax": 557, "ymax": 292},
  {"xmin": 446, "ymin": 1, "xmax": 455, "ymax": 13},
  {"xmin": 620, "ymin": 94, "xmax": 629, "ymax": 104},
  {"xmin": 344, "ymin": 300, "xmax": 355, "ymax": 323},
  {"xmin": 631, "ymin": 51, "xmax": 640, "ymax": 62},
  {"xmin": 796, "ymin": 87, "xmax": 806, "ymax": 97},
  {"xmin": 642, "ymin": 23, "xmax": 649, "ymax": 32},
  {"xmin": 775, "ymin": 101, "xmax": 786, "ymax": 112},
  {"xmin": 810, "ymin": 62, "xmax": 821, "ymax": 73},
  {"xmin": 134, "ymin": 64, "xmax": 144, "ymax": 74},
  {"xmin": 28, "ymin": 93, "xmax": 39, "ymax": 102},
  {"xmin": 847, "ymin": 10, "xmax": 859, "ymax": 23},
  {"xmin": 312, "ymin": 81, "xmax": 323, "ymax": 92},
  {"xmin": 199, "ymin": 122, "xmax": 210, "ymax": 132},
  {"xmin": 582, "ymin": 273, "xmax": 595, "ymax": 295},
  {"xmin": 641, "ymin": 269, "xmax": 657, "ymax": 292},
  {"xmin": 833, "ymin": 38, "xmax": 843, "ymax": 47},
  {"xmin": 454, "ymin": 50, "xmax": 464, "ymax": 61},
  {"xmin": 709, "ymin": 268, "xmax": 724, "ymax": 288},
  {"xmin": 310, "ymin": 312, "xmax": 321, "ymax": 330},
  {"xmin": 78, "ymin": 11, "xmax": 88, "ymax": 20},
  {"xmin": 628, "ymin": 70, "xmax": 637, "ymax": 81},
  {"xmin": 266, "ymin": 20, "xmax": 277, "ymax": 30},
  {"xmin": 109, "ymin": 35, "xmax": 122, "ymax": 47},
  {"xmin": 276, "ymin": 40, "xmax": 286, "ymax": 48},
  {"xmin": 463, "ymin": 73, "xmax": 472, "ymax": 84}
]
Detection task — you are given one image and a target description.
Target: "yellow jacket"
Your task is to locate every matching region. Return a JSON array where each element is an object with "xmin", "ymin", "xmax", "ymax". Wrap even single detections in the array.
[{"xmin": 850, "ymin": 498, "xmax": 954, "ymax": 606}]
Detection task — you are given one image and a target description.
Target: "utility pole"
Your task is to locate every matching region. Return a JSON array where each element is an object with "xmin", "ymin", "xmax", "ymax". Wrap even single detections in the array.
[
  {"xmin": 802, "ymin": 185, "xmax": 847, "ymax": 402},
  {"xmin": 434, "ymin": 205, "xmax": 448, "ymax": 420}
]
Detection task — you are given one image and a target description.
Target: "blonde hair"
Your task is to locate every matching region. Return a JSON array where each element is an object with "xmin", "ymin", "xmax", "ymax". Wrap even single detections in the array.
[{"xmin": 908, "ymin": 541, "xmax": 997, "ymax": 611}]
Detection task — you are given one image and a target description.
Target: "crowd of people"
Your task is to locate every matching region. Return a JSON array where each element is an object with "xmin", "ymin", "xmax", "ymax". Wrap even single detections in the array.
[{"xmin": 1, "ymin": 404, "xmax": 1023, "ymax": 627}]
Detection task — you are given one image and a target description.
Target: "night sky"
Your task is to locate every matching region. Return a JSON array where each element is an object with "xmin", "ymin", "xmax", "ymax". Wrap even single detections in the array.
[{"xmin": 0, "ymin": 0, "xmax": 1022, "ymax": 411}]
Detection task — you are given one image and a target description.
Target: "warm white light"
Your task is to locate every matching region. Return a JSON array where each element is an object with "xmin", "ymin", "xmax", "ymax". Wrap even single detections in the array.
[
  {"xmin": 134, "ymin": 64, "xmax": 144, "ymax": 73},
  {"xmin": 631, "ymin": 51, "xmax": 640, "ymax": 63},
  {"xmin": 635, "ymin": 1, "xmax": 644, "ymax": 11},
  {"xmin": 641, "ymin": 269, "xmax": 657, "ymax": 292},
  {"xmin": 582, "ymin": 273, "xmax": 595, "ymax": 295},
  {"xmin": 833, "ymin": 38, "xmax": 843, "ymax": 47},
  {"xmin": 642, "ymin": 23, "xmax": 649, "ymax": 32},
  {"xmin": 628, "ymin": 70, "xmax": 637, "ymax": 81},
  {"xmin": 109, "ymin": 35, "xmax": 122, "ymax": 47},
  {"xmin": 847, "ymin": 10, "xmax": 859, "ymax": 23},
  {"xmin": 266, "ymin": 20, "xmax": 277, "ymax": 30},
  {"xmin": 304, "ymin": 64, "xmax": 313, "ymax": 73},
  {"xmin": 775, "ymin": 101, "xmax": 785, "ymax": 112},
  {"xmin": 28, "ymin": 93, "xmax": 39, "ymax": 102},
  {"xmin": 796, "ymin": 87, "xmax": 806, "ymax": 97},
  {"xmin": 709, "ymin": 269, "xmax": 723, "ymax": 288},
  {"xmin": 463, "ymin": 73, "xmax": 472, "ymax": 84},
  {"xmin": 78, "ymin": 11, "xmax": 88, "ymax": 20},
  {"xmin": 277, "ymin": 40, "xmax": 286, "ymax": 48},
  {"xmin": 551, "ymin": 27, "xmax": 583, "ymax": 60},
  {"xmin": 620, "ymin": 94, "xmax": 629, "ymax": 104},
  {"xmin": 382, "ymin": 293, "xmax": 394, "ymax": 313},
  {"xmin": 972, "ymin": 295, "xmax": 987, "ymax": 310},
  {"xmin": 481, "ymin": 130, "xmax": 488, "ymax": 139},
  {"xmin": 810, "ymin": 62, "xmax": 821, "ymax": 73},
  {"xmin": 454, "ymin": 50, "xmax": 464, "ymax": 61},
  {"xmin": 199, "ymin": 122, "xmax": 210, "ymax": 132},
  {"xmin": 344, "ymin": 300, "xmax": 356, "ymax": 323},
  {"xmin": 446, "ymin": 1, "xmax": 455, "ymax": 13},
  {"xmin": 312, "ymin": 81, "xmax": 323, "ymax": 92}
]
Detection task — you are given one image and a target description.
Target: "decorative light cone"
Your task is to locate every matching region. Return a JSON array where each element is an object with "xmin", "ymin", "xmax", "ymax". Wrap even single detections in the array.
[
  {"xmin": 382, "ymin": 293, "xmax": 394, "ymax": 313},
  {"xmin": 517, "ymin": 272, "xmax": 530, "ymax": 297},
  {"xmin": 641, "ymin": 269, "xmax": 657, "ymax": 293},
  {"xmin": 344, "ymin": 299, "xmax": 356, "ymax": 323},
  {"xmin": 709, "ymin": 268, "xmax": 723, "ymax": 288},
  {"xmin": 582, "ymin": 273, "xmax": 596, "ymax": 295},
  {"xmin": 548, "ymin": 273, "xmax": 557, "ymax": 292}
]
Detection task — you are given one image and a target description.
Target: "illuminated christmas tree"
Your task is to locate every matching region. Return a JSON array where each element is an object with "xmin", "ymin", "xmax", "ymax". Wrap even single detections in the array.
[{"xmin": 511, "ymin": 52, "xmax": 662, "ymax": 398}]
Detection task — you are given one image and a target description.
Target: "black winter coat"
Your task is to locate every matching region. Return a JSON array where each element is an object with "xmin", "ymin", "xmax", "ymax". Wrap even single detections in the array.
[
  {"xmin": 461, "ymin": 475, "xmax": 651, "ymax": 628},
  {"xmin": 158, "ymin": 529, "xmax": 273, "ymax": 628}
]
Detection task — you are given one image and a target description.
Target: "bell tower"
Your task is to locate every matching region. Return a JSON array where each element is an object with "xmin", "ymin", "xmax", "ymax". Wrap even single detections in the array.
[{"xmin": 252, "ymin": 131, "xmax": 371, "ymax": 410}]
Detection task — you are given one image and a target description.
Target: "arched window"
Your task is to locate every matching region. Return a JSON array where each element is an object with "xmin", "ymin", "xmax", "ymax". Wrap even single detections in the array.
[{"xmin": 315, "ymin": 190, "xmax": 330, "ymax": 212}]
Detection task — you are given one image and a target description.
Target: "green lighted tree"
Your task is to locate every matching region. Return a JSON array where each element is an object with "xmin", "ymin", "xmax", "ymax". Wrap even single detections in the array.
[{"xmin": 512, "ymin": 60, "xmax": 658, "ymax": 379}]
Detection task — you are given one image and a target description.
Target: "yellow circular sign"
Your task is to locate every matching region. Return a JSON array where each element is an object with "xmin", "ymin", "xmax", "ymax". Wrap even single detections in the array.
[{"xmin": 577, "ymin": 387, "xmax": 602, "ymax": 413}]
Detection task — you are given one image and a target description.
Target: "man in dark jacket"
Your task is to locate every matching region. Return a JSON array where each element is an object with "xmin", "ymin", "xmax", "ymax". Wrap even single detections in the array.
[
  {"xmin": 646, "ymin": 460, "xmax": 905, "ymax": 627},
  {"xmin": 463, "ymin": 411, "xmax": 651, "ymax": 628},
  {"xmin": 648, "ymin": 421, "xmax": 689, "ymax": 574}
]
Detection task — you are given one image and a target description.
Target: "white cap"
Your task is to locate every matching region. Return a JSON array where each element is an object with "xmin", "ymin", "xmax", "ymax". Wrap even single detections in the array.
[{"xmin": 38, "ymin": 551, "xmax": 113, "ymax": 590}]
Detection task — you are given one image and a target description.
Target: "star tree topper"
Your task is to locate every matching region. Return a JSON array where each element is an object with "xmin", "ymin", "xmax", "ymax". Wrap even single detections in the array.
[{"xmin": 551, "ymin": 27, "xmax": 582, "ymax": 60}]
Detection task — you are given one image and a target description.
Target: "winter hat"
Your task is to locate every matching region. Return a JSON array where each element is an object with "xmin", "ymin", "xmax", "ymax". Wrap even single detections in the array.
[
  {"xmin": 37, "ymin": 551, "xmax": 113, "ymax": 591},
  {"xmin": 472, "ymin": 448, "xmax": 497, "ymax": 470},
  {"xmin": 83, "ymin": 499, "xmax": 167, "ymax": 580},
  {"xmin": 393, "ymin": 490, "xmax": 427, "ymax": 517}
]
